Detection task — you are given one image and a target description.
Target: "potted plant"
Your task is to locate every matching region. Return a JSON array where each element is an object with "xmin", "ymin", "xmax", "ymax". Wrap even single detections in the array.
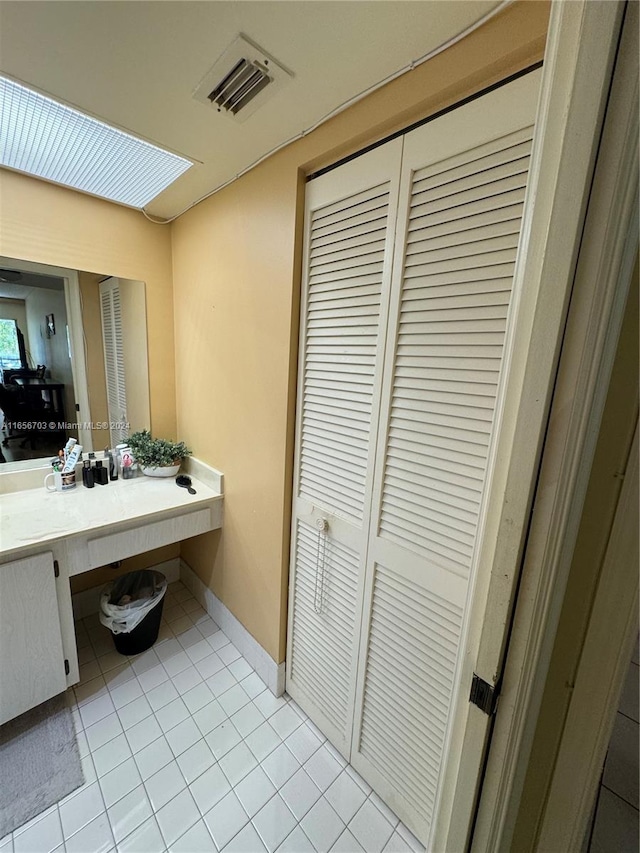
[{"xmin": 127, "ymin": 430, "xmax": 192, "ymax": 478}]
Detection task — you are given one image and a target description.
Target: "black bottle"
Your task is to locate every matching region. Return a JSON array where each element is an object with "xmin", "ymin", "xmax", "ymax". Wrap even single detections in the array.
[
  {"xmin": 107, "ymin": 450, "xmax": 118, "ymax": 481},
  {"xmin": 94, "ymin": 460, "xmax": 108, "ymax": 485},
  {"xmin": 83, "ymin": 460, "xmax": 94, "ymax": 488}
]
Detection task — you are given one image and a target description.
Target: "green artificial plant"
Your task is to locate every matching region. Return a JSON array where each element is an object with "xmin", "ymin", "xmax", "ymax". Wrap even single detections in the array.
[{"xmin": 127, "ymin": 430, "xmax": 192, "ymax": 468}]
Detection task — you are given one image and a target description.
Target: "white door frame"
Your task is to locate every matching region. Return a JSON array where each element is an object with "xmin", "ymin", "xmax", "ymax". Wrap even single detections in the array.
[
  {"xmin": 0, "ymin": 255, "xmax": 93, "ymax": 452},
  {"xmin": 467, "ymin": 1, "xmax": 638, "ymax": 850}
]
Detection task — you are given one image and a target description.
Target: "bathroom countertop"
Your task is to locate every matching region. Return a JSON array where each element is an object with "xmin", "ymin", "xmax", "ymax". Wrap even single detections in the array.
[{"xmin": 0, "ymin": 468, "xmax": 223, "ymax": 560}]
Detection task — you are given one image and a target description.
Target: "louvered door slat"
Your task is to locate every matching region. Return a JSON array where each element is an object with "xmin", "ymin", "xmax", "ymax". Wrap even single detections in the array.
[
  {"xmin": 406, "ymin": 233, "xmax": 520, "ymax": 266},
  {"xmin": 311, "ymin": 230, "xmax": 388, "ymax": 261},
  {"xmin": 404, "ymin": 262, "xmax": 515, "ymax": 287},
  {"xmin": 313, "ymin": 185, "xmax": 389, "ymax": 222},
  {"xmin": 413, "ymin": 127, "xmax": 532, "ymax": 186},
  {"xmin": 410, "ymin": 176, "xmax": 527, "ymax": 223},
  {"xmin": 302, "ymin": 415, "xmax": 368, "ymax": 444},
  {"xmin": 408, "ymin": 200, "xmax": 525, "ymax": 241},
  {"xmin": 406, "ymin": 215, "xmax": 521, "ymax": 252},
  {"xmin": 302, "ymin": 428, "xmax": 368, "ymax": 459},
  {"xmin": 311, "ymin": 208, "xmax": 390, "ymax": 242},
  {"xmin": 393, "ymin": 374, "xmax": 499, "ymax": 396},
  {"xmin": 412, "ymin": 155, "xmax": 530, "ymax": 204},
  {"xmin": 405, "ymin": 250, "xmax": 518, "ymax": 279},
  {"xmin": 388, "ymin": 422, "xmax": 490, "ymax": 456},
  {"xmin": 387, "ymin": 445, "xmax": 486, "ymax": 482}
]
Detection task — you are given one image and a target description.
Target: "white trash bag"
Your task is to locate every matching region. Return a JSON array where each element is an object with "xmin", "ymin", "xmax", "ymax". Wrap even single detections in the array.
[{"xmin": 100, "ymin": 570, "xmax": 167, "ymax": 635}]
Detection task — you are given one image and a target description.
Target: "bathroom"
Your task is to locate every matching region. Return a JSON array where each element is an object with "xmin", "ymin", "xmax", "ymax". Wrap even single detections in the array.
[{"xmin": 0, "ymin": 2, "xmax": 637, "ymax": 852}]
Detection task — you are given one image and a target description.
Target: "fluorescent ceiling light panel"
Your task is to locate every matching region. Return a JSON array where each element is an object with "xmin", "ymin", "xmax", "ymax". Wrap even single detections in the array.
[{"xmin": 0, "ymin": 77, "xmax": 192, "ymax": 208}]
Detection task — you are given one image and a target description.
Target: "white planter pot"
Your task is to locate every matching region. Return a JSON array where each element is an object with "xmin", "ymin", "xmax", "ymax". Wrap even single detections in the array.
[{"xmin": 142, "ymin": 464, "xmax": 181, "ymax": 478}]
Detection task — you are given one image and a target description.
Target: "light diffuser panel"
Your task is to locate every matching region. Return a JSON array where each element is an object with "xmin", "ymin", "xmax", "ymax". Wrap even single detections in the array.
[{"xmin": 0, "ymin": 76, "xmax": 192, "ymax": 208}]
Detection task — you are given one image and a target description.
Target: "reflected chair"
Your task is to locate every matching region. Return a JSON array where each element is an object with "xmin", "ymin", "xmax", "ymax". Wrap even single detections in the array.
[{"xmin": 0, "ymin": 384, "xmax": 45, "ymax": 452}]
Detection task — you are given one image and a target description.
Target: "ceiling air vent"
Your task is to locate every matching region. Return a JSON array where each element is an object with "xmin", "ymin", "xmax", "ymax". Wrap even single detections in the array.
[{"xmin": 193, "ymin": 34, "xmax": 293, "ymax": 123}]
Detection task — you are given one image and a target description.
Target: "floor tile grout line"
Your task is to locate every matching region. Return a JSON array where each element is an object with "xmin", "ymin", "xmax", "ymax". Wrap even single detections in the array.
[
  {"xmin": 168, "ymin": 809, "xmax": 217, "ymax": 853},
  {"xmin": 58, "ymin": 750, "xmax": 114, "ymax": 849},
  {"xmin": 275, "ymin": 816, "xmax": 317, "ymax": 853}
]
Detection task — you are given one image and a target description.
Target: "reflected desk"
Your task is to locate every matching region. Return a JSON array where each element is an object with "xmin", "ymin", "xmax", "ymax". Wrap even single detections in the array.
[{"xmin": 2, "ymin": 380, "xmax": 66, "ymax": 446}]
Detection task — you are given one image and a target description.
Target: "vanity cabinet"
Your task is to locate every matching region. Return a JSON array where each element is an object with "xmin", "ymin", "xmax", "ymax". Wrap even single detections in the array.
[
  {"xmin": 0, "ymin": 458, "xmax": 224, "ymax": 725},
  {"xmin": 0, "ymin": 551, "xmax": 68, "ymax": 725}
]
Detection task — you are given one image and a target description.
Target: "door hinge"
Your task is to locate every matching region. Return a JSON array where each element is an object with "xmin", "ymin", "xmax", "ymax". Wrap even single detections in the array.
[
  {"xmin": 470, "ymin": 673, "xmax": 500, "ymax": 716},
  {"xmin": 75, "ymin": 403, "xmax": 80, "ymax": 412},
  {"xmin": 53, "ymin": 560, "xmax": 60, "ymax": 578},
  {"xmin": 64, "ymin": 659, "xmax": 70, "ymax": 676}
]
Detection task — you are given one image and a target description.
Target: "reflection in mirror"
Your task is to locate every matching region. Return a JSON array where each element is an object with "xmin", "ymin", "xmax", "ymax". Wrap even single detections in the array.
[
  {"xmin": 0, "ymin": 257, "xmax": 150, "ymax": 469},
  {"xmin": 79, "ymin": 273, "xmax": 150, "ymax": 451}
]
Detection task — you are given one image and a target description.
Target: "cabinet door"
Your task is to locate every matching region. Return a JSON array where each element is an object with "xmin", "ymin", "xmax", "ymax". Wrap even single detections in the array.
[
  {"xmin": 350, "ymin": 70, "xmax": 541, "ymax": 844},
  {"xmin": 0, "ymin": 551, "xmax": 67, "ymax": 725},
  {"xmin": 286, "ymin": 140, "xmax": 403, "ymax": 754}
]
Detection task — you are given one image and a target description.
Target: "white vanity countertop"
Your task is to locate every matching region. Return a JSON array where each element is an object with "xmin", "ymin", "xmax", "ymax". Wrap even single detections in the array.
[{"xmin": 0, "ymin": 472, "xmax": 223, "ymax": 560}]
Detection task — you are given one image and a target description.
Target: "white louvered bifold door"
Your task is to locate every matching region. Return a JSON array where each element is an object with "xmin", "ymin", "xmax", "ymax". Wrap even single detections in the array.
[
  {"xmin": 286, "ymin": 141, "xmax": 403, "ymax": 755},
  {"xmin": 350, "ymin": 71, "xmax": 541, "ymax": 844},
  {"xmin": 99, "ymin": 277, "xmax": 128, "ymax": 446}
]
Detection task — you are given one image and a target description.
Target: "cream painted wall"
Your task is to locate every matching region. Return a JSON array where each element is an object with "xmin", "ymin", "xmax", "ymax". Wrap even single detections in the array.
[
  {"xmin": 173, "ymin": 1, "xmax": 550, "ymax": 662},
  {"xmin": 24, "ymin": 286, "xmax": 76, "ymax": 432},
  {"xmin": 0, "ymin": 173, "xmax": 176, "ymax": 440}
]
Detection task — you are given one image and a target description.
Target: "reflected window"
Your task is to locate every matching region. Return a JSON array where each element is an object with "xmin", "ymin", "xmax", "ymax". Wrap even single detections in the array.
[{"xmin": 0, "ymin": 319, "xmax": 21, "ymax": 370}]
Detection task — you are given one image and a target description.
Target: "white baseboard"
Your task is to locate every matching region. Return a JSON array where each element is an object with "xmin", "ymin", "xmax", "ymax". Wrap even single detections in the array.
[
  {"xmin": 180, "ymin": 559, "xmax": 285, "ymax": 697},
  {"xmin": 71, "ymin": 557, "xmax": 181, "ymax": 621}
]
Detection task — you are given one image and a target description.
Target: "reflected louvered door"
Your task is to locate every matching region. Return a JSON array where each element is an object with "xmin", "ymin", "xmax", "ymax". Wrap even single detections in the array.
[
  {"xmin": 350, "ymin": 71, "xmax": 541, "ymax": 845},
  {"xmin": 286, "ymin": 141, "xmax": 403, "ymax": 754},
  {"xmin": 100, "ymin": 277, "xmax": 128, "ymax": 446}
]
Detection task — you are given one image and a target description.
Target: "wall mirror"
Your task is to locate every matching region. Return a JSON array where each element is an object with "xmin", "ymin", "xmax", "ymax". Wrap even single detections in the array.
[{"xmin": 0, "ymin": 255, "xmax": 151, "ymax": 470}]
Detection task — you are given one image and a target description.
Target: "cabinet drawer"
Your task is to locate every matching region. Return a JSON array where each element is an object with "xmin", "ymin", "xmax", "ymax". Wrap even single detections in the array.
[{"xmin": 87, "ymin": 508, "xmax": 212, "ymax": 568}]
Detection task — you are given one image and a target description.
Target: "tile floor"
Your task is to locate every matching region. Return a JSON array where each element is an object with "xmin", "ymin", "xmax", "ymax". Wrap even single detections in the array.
[{"xmin": 0, "ymin": 581, "xmax": 425, "ymax": 853}]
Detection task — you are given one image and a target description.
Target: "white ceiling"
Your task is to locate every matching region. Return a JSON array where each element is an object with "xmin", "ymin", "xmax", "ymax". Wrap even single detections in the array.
[
  {"xmin": 0, "ymin": 270, "xmax": 64, "ymax": 300},
  {"xmin": 0, "ymin": 1, "xmax": 500, "ymax": 219}
]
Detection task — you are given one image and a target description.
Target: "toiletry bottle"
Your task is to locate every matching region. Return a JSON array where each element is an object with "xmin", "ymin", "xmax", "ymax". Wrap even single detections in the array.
[
  {"xmin": 115, "ymin": 444, "xmax": 128, "ymax": 470},
  {"xmin": 63, "ymin": 437, "xmax": 77, "ymax": 462},
  {"xmin": 94, "ymin": 460, "xmax": 108, "ymax": 485},
  {"xmin": 120, "ymin": 446, "xmax": 135, "ymax": 480},
  {"xmin": 107, "ymin": 450, "xmax": 118, "ymax": 481},
  {"xmin": 83, "ymin": 459, "xmax": 94, "ymax": 488},
  {"xmin": 62, "ymin": 444, "xmax": 82, "ymax": 473}
]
